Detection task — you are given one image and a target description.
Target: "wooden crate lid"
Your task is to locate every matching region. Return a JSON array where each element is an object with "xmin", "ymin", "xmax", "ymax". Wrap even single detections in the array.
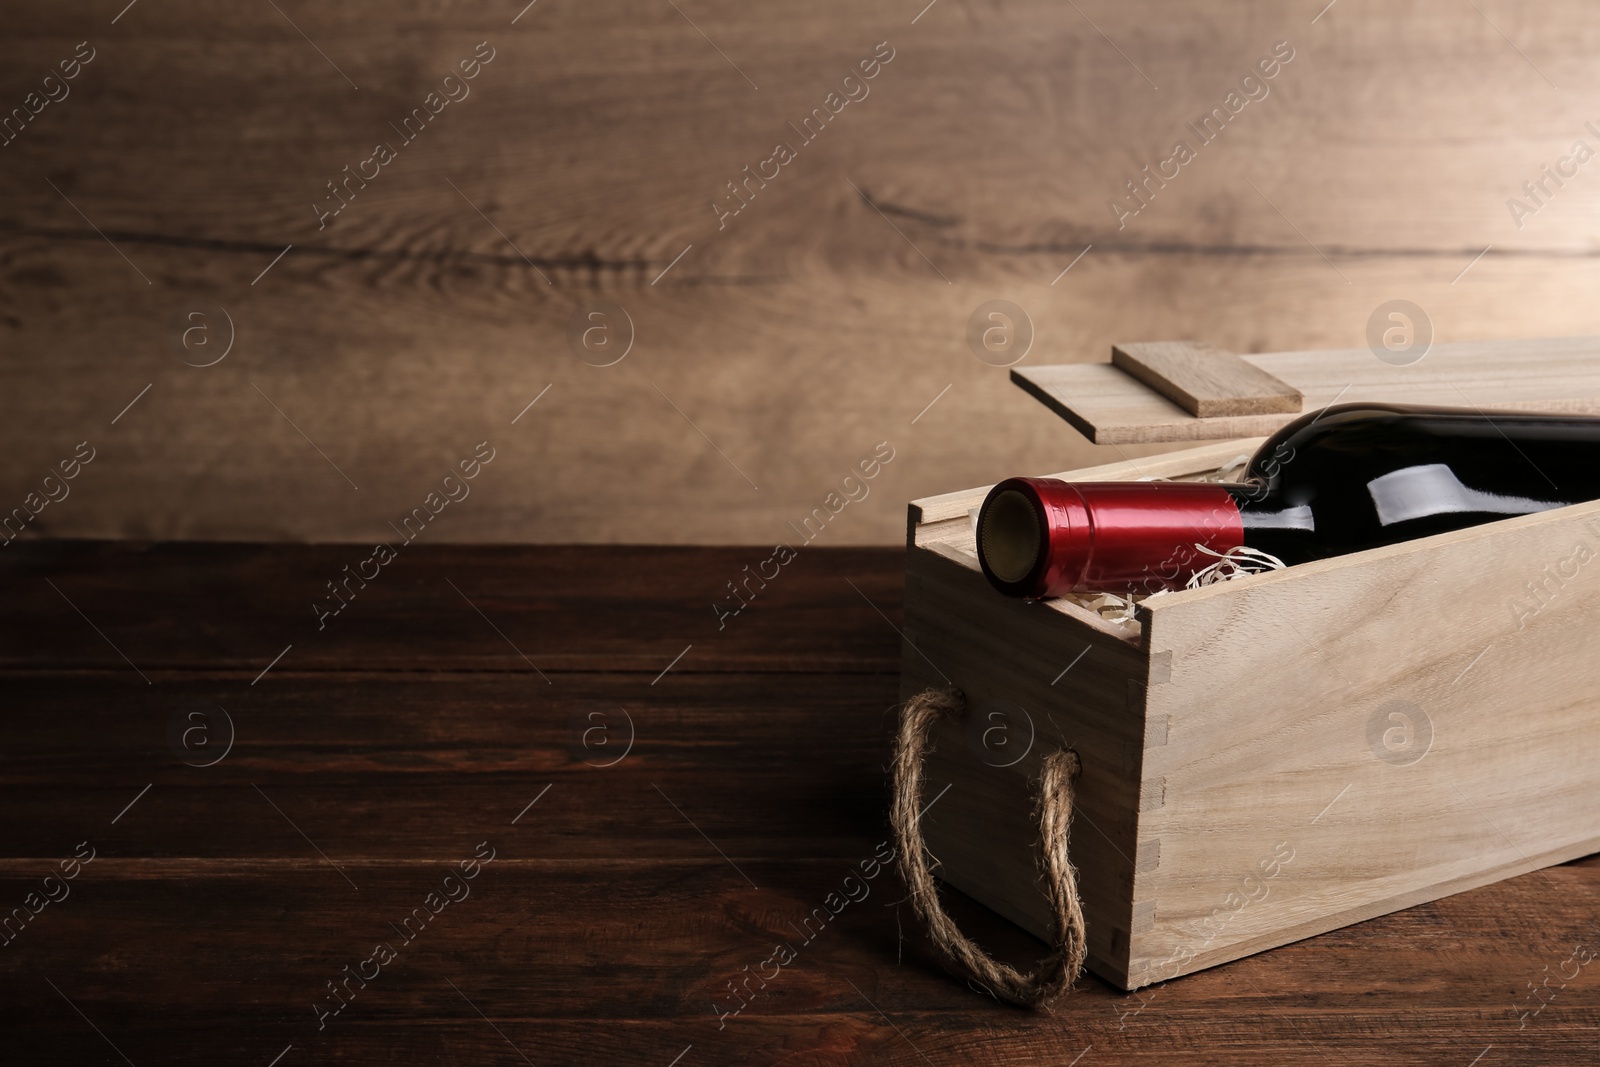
[{"xmin": 1013, "ymin": 336, "xmax": 1600, "ymax": 444}]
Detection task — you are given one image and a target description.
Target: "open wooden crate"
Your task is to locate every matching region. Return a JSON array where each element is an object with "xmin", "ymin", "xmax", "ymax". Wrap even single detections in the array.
[{"xmin": 899, "ymin": 337, "xmax": 1600, "ymax": 990}]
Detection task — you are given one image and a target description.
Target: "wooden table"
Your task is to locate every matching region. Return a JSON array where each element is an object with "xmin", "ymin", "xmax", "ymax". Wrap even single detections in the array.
[{"xmin": 3, "ymin": 541, "xmax": 1597, "ymax": 1065}]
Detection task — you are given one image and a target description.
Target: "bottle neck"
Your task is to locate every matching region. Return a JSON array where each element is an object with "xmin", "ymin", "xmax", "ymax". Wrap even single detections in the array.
[
  {"xmin": 1225, "ymin": 482, "xmax": 1316, "ymax": 528},
  {"xmin": 978, "ymin": 478, "xmax": 1244, "ymax": 596}
]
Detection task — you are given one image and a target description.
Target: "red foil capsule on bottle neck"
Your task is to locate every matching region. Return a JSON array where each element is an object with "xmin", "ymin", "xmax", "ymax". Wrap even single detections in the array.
[{"xmin": 977, "ymin": 478, "xmax": 1245, "ymax": 597}]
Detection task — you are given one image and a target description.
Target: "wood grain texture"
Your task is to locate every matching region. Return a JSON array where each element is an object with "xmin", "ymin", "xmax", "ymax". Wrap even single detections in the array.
[
  {"xmin": 1132, "ymin": 493, "xmax": 1600, "ymax": 987},
  {"xmin": 902, "ymin": 447, "xmax": 1237, "ymax": 986},
  {"xmin": 903, "ymin": 439, "xmax": 1600, "ymax": 1000},
  {"xmin": 3, "ymin": 541, "xmax": 1600, "ymax": 1064},
  {"xmin": 900, "ymin": 545, "xmax": 1149, "ymax": 986},
  {"xmin": 1111, "ymin": 341, "xmax": 1302, "ymax": 417},
  {"xmin": 0, "ymin": 541, "xmax": 904, "ymax": 674},
  {"xmin": 9, "ymin": 3, "xmax": 1600, "ymax": 541}
]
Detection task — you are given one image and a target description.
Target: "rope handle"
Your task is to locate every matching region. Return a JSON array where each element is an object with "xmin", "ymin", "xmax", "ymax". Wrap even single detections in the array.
[{"xmin": 890, "ymin": 688, "xmax": 1087, "ymax": 1007}]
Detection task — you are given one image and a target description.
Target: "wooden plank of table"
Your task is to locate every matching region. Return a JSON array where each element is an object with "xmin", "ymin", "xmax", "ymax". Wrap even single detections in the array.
[
  {"xmin": 3, "ymin": 543, "xmax": 1600, "ymax": 1065},
  {"xmin": 0, "ymin": 541, "xmax": 903, "ymax": 674},
  {"xmin": 0, "ymin": 671, "xmax": 907, "ymax": 861},
  {"xmin": 2, "ymin": 859, "xmax": 1597, "ymax": 1064}
]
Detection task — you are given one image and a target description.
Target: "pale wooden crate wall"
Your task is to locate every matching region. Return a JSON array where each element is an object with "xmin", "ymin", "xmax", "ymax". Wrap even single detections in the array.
[{"xmin": 1, "ymin": 1, "xmax": 1597, "ymax": 544}]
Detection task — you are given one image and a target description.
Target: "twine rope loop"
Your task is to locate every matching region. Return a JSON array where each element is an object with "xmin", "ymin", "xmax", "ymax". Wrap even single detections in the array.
[{"xmin": 890, "ymin": 687, "xmax": 1087, "ymax": 1007}]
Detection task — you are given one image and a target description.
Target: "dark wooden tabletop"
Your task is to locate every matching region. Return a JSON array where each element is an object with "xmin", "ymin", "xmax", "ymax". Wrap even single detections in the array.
[{"xmin": 3, "ymin": 541, "xmax": 1598, "ymax": 1065}]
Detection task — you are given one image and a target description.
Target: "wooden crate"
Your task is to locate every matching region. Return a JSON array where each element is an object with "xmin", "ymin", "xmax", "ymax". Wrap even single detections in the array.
[{"xmin": 899, "ymin": 341, "xmax": 1600, "ymax": 991}]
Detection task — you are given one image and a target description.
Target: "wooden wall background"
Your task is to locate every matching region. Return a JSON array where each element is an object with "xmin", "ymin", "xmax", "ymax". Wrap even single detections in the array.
[{"xmin": 4, "ymin": 0, "xmax": 1600, "ymax": 544}]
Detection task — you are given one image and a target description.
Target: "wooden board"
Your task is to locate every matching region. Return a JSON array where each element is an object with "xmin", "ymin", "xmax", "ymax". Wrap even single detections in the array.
[
  {"xmin": 1130, "ymin": 493, "xmax": 1600, "ymax": 987},
  {"xmin": 903, "ymin": 442, "xmax": 1254, "ymax": 985},
  {"xmin": 1111, "ymin": 341, "xmax": 1302, "ymax": 418},
  {"xmin": 7, "ymin": 540, "xmax": 1600, "ymax": 1063},
  {"xmin": 0, "ymin": 541, "xmax": 904, "ymax": 675},
  {"xmin": 901, "ymin": 545, "xmax": 1151, "ymax": 985},
  {"xmin": 11, "ymin": 3, "xmax": 1600, "ymax": 543},
  {"xmin": 1015, "ymin": 336, "xmax": 1600, "ymax": 444},
  {"xmin": 904, "ymin": 442, "xmax": 1236, "ymax": 983}
]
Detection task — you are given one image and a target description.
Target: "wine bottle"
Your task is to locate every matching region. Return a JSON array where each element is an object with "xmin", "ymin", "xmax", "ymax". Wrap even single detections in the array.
[{"xmin": 977, "ymin": 403, "xmax": 1600, "ymax": 597}]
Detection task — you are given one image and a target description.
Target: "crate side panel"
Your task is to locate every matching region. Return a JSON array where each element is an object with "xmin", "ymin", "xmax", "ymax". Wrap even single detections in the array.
[
  {"xmin": 1128, "ymin": 498, "xmax": 1600, "ymax": 986},
  {"xmin": 899, "ymin": 545, "xmax": 1150, "ymax": 987}
]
